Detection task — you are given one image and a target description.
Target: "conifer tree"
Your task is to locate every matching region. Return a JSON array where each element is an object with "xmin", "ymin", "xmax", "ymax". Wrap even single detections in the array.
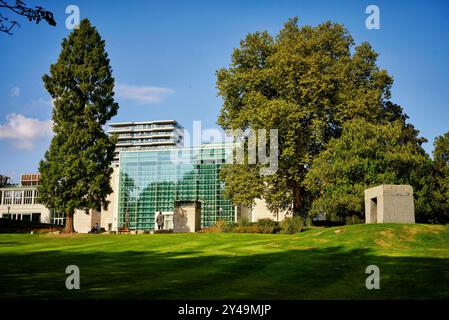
[{"xmin": 38, "ymin": 18, "xmax": 118, "ymax": 233}]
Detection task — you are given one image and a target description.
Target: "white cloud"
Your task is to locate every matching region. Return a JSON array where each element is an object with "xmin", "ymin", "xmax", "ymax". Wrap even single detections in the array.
[
  {"xmin": 0, "ymin": 114, "xmax": 53, "ymax": 150},
  {"xmin": 115, "ymin": 84, "xmax": 174, "ymax": 103},
  {"xmin": 9, "ymin": 86, "xmax": 20, "ymax": 97},
  {"xmin": 31, "ymin": 97, "xmax": 54, "ymax": 108}
]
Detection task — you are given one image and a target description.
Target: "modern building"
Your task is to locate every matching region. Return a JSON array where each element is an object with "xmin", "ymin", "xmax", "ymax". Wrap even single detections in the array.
[
  {"xmin": 1, "ymin": 120, "xmax": 287, "ymax": 233},
  {"xmin": 116, "ymin": 144, "xmax": 236, "ymax": 231},
  {"xmin": 108, "ymin": 120, "xmax": 184, "ymax": 165}
]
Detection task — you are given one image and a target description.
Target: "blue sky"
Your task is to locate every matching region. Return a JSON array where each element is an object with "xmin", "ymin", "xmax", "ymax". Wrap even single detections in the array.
[{"xmin": 1, "ymin": 0, "xmax": 448, "ymax": 181}]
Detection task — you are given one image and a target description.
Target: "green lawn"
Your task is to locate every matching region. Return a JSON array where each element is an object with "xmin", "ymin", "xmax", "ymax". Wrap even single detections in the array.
[{"xmin": 1, "ymin": 223, "xmax": 449, "ymax": 299}]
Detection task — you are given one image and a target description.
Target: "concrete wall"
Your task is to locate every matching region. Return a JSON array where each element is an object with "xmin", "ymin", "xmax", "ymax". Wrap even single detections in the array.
[
  {"xmin": 100, "ymin": 166, "xmax": 119, "ymax": 232},
  {"xmin": 173, "ymin": 201, "xmax": 201, "ymax": 233}
]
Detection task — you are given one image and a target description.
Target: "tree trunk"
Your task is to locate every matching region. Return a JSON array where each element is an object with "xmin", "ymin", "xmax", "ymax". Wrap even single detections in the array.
[
  {"xmin": 293, "ymin": 182, "xmax": 302, "ymax": 216},
  {"xmin": 61, "ymin": 211, "xmax": 75, "ymax": 233}
]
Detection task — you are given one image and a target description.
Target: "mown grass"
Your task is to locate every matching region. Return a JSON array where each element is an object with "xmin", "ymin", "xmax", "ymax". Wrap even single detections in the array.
[{"xmin": 0, "ymin": 223, "xmax": 448, "ymax": 299}]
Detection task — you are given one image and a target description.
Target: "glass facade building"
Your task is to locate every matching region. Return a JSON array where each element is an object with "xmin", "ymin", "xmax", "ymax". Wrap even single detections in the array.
[{"xmin": 117, "ymin": 144, "xmax": 236, "ymax": 230}]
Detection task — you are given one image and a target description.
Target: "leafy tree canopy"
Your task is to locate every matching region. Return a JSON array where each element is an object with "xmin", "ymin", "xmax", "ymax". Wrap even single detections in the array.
[
  {"xmin": 303, "ymin": 119, "xmax": 437, "ymax": 223},
  {"xmin": 217, "ymin": 17, "xmax": 409, "ymax": 217}
]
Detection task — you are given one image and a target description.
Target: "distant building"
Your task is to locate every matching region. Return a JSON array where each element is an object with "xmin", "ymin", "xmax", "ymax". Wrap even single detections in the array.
[
  {"xmin": 0, "ymin": 173, "xmax": 99, "ymax": 232},
  {"xmin": 0, "ymin": 174, "xmax": 63, "ymax": 225},
  {"xmin": 20, "ymin": 174, "xmax": 40, "ymax": 186},
  {"xmin": 108, "ymin": 120, "xmax": 184, "ymax": 166}
]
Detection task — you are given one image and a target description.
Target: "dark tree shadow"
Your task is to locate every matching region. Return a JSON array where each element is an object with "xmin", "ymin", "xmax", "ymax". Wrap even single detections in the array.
[{"xmin": 0, "ymin": 246, "xmax": 448, "ymax": 299}]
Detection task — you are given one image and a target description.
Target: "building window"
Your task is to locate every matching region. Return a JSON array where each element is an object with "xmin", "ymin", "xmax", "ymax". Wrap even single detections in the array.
[
  {"xmin": 13, "ymin": 190, "xmax": 23, "ymax": 205},
  {"xmin": 31, "ymin": 213, "xmax": 41, "ymax": 222},
  {"xmin": 24, "ymin": 190, "xmax": 33, "ymax": 205},
  {"xmin": 3, "ymin": 191, "xmax": 12, "ymax": 205},
  {"xmin": 34, "ymin": 190, "xmax": 40, "ymax": 204},
  {"xmin": 51, "ymin": 211, "xmax": 65, "ymax": 225}
]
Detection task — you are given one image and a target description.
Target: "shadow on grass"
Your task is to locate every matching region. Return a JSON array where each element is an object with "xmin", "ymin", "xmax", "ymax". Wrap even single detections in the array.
[{"xmin": 0, "ymin": 246, "xmax": 448, "ymax": 300}]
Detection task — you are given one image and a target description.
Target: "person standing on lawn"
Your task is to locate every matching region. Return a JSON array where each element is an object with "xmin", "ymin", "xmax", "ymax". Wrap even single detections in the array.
[{"xmin": 157, "ymin": 212, "xmax": 164, "ymax": 230}]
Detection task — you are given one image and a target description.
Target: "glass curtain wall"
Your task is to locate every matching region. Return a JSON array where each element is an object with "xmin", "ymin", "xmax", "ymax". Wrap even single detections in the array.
[{"xmin": 118, "ymin": 144, "xmax": 235, "ymax": 230}]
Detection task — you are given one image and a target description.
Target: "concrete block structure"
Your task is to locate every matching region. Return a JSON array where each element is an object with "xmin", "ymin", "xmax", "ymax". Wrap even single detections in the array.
[
  {"xmin": 173, "ymin": 201, "xmax": 201, "ymax": 233},
  {"xmin": 364, "ymin": 185, "xmax": 415, "ymax": 224}
]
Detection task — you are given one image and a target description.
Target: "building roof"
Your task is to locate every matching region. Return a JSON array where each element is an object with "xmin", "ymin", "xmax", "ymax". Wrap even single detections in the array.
[{"xmin": 108, "ymin": 120, "xmax": 183, "ymax": 128}]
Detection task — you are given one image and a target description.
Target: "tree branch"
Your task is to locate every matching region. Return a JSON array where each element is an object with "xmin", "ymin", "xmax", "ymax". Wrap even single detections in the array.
[{"xmin": 0, "ymin": 0, "xmax": 55, "ymax": 35}]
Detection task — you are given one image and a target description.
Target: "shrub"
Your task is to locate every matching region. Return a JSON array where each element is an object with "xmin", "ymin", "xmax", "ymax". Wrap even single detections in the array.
[
  {"xmin": 280, "ymin": 216, "xmax": 305, "ymax": 234},
  {"xmin": 237, "ymin": 216, "xmax": 251, "ymax": 227},
  {"xmin": 233, "ymin": 224, "xmax": 260, "ymax": 233},
  {"xmin": 345, "ymin": 214, "xmax": 363, "ymax": 225},
  {"xmin": 255, "ymin": 218, "xmax": 280, "ymax": 234},
  {"xmin": 203, "ymin": 220, "xmax": 235, "ymax": 233}
]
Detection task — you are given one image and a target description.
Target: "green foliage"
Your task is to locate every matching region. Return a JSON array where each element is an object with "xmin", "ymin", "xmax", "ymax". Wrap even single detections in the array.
[
  {"xmin": 203, "ymin": 220, "xmax": 235, "ymax": 233},
  {"xmin": 205, "ymin": 218, "xmax": 280, "ymax": 234},
  {"xmin": 304, "ymin": 119, "xmax": 435, "ymax": 222},
  {"xmin": 431, "ymin": 132, "xmax": 449, "ymax": 223},
  {"xmin": 232, "ymin": 224, "xmax": 261, "ymax": 233},
  {"xmin": 216, "ymin": 17, "xmax": 407, "ymax": 216},
  {"xmin": 279, "ymin": 216, "xmax": 305, "ymax": 234},
  {"xmin": 38, "ymin": 19, "xmax": 118, "ymax": 232},
  {"xmin": 254, "ymin": 218, "xmax": 280, "ymax": 234},
  {"xmin": 345, "ymin": 215, "xmax": 364, "ymax": 225},
  {"xmin": 237, "ymin": 216, "xmax": 251, "ymax": 227}
]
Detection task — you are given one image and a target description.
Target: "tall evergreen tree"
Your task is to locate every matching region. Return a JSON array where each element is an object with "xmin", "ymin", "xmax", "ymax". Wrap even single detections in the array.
[{"xmin": 38, "ymin": 18, "xmax": 118, "ymax": 233}]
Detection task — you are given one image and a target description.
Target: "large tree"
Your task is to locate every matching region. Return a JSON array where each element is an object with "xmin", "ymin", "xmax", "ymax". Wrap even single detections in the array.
[
  {"xmin": 216, "ymin": 18, "xmax": 406, "ymax": 217},
  {"xmin": 38, "ymin": 18, "xmax": 118, "ymax": 233},
  {"xmin": 303, "ymin": 119, "xmax": 435, "ymax": 223}
]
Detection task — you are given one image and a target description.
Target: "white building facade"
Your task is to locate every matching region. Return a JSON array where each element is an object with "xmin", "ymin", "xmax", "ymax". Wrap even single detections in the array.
[{"xmin": 108, "ymin": 120, "xmax": 184, "ymax": 166}]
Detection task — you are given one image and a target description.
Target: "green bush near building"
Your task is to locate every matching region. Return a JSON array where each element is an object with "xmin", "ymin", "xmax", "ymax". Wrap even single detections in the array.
[
  {"xmin": 205, "ymin": 218, "xmax": 281, "ymax": 234},
  {"xmin": 279, "ymin": 216, "xmax": 305, "ymax": 234}
]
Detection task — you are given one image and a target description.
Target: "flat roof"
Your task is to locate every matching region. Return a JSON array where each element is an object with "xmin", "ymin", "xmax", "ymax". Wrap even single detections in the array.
[
  {"xmin": 0, "ymin": 185, "xmax": 38, "ymax": 190},
  {"xmin": 109, "ymin": 120, "xmax": 183, "ymax": 128}
]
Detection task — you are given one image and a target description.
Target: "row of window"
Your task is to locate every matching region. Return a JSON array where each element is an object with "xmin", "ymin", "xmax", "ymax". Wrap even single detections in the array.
[
  {"xmin": 0, "ymin": 189, "xmax": 40, "ymax": 206},
  {"xmin": 2, "ymin": 213, "xmax": 41, "ymax": 222},
  {"xmin": 121, "ymin": 154, "xmax": 229, "ymax": 161},
  {"xmin": 117, "ymin": 138, "xmax": 179, "ymax": 144},
  {"xmin": 118, "ymin": 131, "xmax": 176, "ymax": 138},
  {"xmin": 110, "ymin": 124, "xmax": 177, "ymax": 131},
  {"xmin": 1, "ymin": 211, "xmax": 65, "ymax": 226}
]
